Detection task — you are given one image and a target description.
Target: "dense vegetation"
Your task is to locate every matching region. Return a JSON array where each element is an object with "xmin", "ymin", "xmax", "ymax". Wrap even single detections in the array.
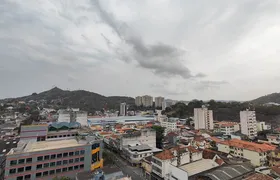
[
  {"xmin": 152, "ymin": 125, "xmax": 165, "ymax": 149},
  {"xmin": 251, "ymin": 93, "xmax": 280, "ymax": 104}
]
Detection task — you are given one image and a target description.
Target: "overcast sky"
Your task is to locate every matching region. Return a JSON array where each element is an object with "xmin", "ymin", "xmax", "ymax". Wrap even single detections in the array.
[{"xmin": 1, "ymin": 0, "xmax": 280, "ymax": 101}]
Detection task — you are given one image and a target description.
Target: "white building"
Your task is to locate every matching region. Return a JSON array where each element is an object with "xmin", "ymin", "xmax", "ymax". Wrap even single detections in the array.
[
  {"xmin": 155, "ymin": 97, "xmax": 164, "ymax": 108},
  {"xmin": 257, "ymin": 121, "xmax": 271, "ymax": 132},
  {"xmin": 58, "ymin": 109, "xmax": 88, "ymax": 126},
  {"xmin": 142, "ymin": 95, "xmax": 153, "ymax": 107},
  {"xmin": 135, "ymin": 96, "xmax": 142, "ymax": 106},
  {"xmin": 215, "ymin": 122, "xmax": 240, "ymax": 135},
  {"xmin": 120, "ymin": 103, "xmax": 127, "ymax": 116},
  {"xmin": 58, "ymin": 110, "xmax": 71, "ymax": 123},
  {"xmin": 194, "ymin": 107, "xmax": 213, "ymax": 130},
  {"xmin": 240, "ymin": 110, "xmax": 257, "ymax": 138},
  {"xmin": 75, "ymin": 111, "xmax": 88, "ymax": 126},
  {"xmin": 161, "ymin": 118, "xmax": 178, "ymax": 135},
  {"xmin": 123, "ymin": 144, "xmax": 153, "ymax": 165}
]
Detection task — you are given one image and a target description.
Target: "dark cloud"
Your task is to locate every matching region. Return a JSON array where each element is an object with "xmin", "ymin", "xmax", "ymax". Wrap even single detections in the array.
[{"xmin": 94, "ymin": 0, "xmax": 204, "ymax": 79}]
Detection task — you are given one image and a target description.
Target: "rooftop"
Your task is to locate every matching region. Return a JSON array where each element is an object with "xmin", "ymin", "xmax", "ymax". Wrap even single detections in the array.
[
  {"xmin": 243, "ymin": 172, "xmax": 274, "ymax": 180},
  {"xmin": 129, "ymin": 144, "xmax": 152, "ymax": 151},
  {"xmin": 179, "ymin": 159, "xmax": 219, "ymax": 176},
  {"xmin": 218, "ymin": 139, "xmax": 276, "ymax": 153},
  {"xmin": 154, "ymin": 149, "xmax": 174, "ymax": 160}
]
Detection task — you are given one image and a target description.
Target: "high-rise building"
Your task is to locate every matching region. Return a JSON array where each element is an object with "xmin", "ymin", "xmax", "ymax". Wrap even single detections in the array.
[
  {"xmin": 135, "ymin": 96, "xmax": 142, "ymax": 106},
  {"xmin": 194, "ymin": 107, "xmax": 213, "ymax": 130},
  {"xmin": 155, "ymin": 97, "xmax": 164, "ymax": 108},
  {"xmin": 141, "ymin": 95, "xmax": 153, "ymax": 107},
  {"xmin": 240, "ymin": 110, "xmax": 257, "ymax": 138},
  {"xmin": 120, "ymin": 103, "xmax": 127, "ymax": 116}
]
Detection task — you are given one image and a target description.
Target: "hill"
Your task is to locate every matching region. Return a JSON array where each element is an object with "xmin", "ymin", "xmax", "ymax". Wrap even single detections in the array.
[
  {"xmin": 1, "ymin": 87, "xmax": 135, "ymax": 113},
  {"xmin": 251, "ymin": 93, "xmax": 280, "ymax": 104}
]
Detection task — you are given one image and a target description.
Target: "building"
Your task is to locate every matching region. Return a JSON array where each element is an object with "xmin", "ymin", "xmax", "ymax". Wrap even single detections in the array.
[
  {"xmin": 120, "ymin": 103, "xmax": 127, "ymax": 116},
  {"xmin": 194, "ymin": 107, "xmax": 213, "ymax": 130},
  {"xmin": 75, "ymin": 111, "xmax": 88, "ymax": 126},
  {"xmin": 135, "ymin": 96, "xmax": 142, "ymax": 107},
  {"xmin": 240, "ymin": 110, "xmax": 257, "ymax": 138},
  {"xmin": 58, "ymin": 109, "xmax": 88, "ymax": 126},
  {"xmin": 123, "ymin": 144, "xmax": 153, "ymax": 165},
  {"xmin": 58, "ymin": 110, "xmax": 71, "ymax": 123},
  {"xmin": 257, "ymin": 121, "xmax": 271, "ymax": 132},
  {"xmin": 142, "ymin": 95, "xmax": 153, "ymax": 107},
  {"xmin": 4, "ymin": 137, "xmax": 103, "ymax": 180},
  {"xmin": 214, "ymin": 122, "xmax": 240, "ymax": 135},
  {"xmin": 155, "ymin": 97, "xmax": 164, "ymax": 108},
  {"xmin": 76, "ymin": 167, "xmax": 131, "ymax": 180},
  {"xmin": 217, "ymin": 139, "xmax": 276, "ymax": 166},
  {"xmin": 161, "ymin": 118, "xmax": 178, "ymax": 135}
]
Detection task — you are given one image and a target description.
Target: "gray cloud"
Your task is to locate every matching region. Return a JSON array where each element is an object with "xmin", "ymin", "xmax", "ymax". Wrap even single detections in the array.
[
  {"xmin": 93, "ymin": 0, "xmax": 203, "ymax": 79},
  {"xmin": 195, "ymin": 80, "xmax": 228, "ymax": 91}
]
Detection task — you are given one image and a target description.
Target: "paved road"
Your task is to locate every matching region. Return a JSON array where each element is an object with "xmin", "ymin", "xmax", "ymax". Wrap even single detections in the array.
[{"xmin": 105, "ymin": 149, "xmax": 145, "ymax": 180}]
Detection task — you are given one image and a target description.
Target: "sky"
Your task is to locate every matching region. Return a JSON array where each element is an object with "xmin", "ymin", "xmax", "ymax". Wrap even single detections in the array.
[{"xmin": 1, "ymin": 0, "xmax": 280, "ymax": 101}]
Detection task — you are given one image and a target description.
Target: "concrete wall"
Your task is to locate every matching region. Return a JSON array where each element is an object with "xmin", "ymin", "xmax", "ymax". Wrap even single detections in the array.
[
  {"xmin": 217, "ymin": 143, "xmax": 230, "ymax": 153},
  {"xmin": 169, "ymin": 164, "xmax": 188, "ymax": 180}
]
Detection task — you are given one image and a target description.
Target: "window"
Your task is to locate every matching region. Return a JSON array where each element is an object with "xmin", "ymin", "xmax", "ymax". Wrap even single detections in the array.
[
  {"xmin": 80, "ymin": 164, "xmax": 84, "ymax": 169},
  {"xmin": 92, "ymin": 143, "xmax": 100, "ymax": 149},
  {"xmin": 44, "ymin": 155, "xmax": 50, "ymax": 160},
  {"xmin": 36, "ymin": 172, "xmax": 42, "ymax": 178},
  {"xmin": 24, "ymin": 174, "xmax": 31, "ymax": 180},
  {"xmin": 80, "ymin": 157, "xmax": 84, "ymax": 162},
  {"xmin": 80, "ymin": 150, "xmax": 85, "ymax": 155},
  {"xmin": 63, "ymin": 152, "xmax": 68, "ymax": 157},
  {"xmin": 44, "ymin": 163, "xmax": 49, "ymax": 168},
  {"xmin": 50, "ymin": 162, "xmax": 55, "ymax": 167},
  {"xmin": 50, "ymin": 170, "xmax": 55, "ymax": 175},
  {"xmin": 51, "ymin": 154, "xmax": 56, "ymax": 159},
  {"xmin": 9, "ymin": 169, "xmax": 16, "ymax": 174},
  {"xmin": 69, "ymin": 159, "xmax": 74, "ymax": 164},
  {"xmin": 75, "ymin": 151, "xmax": 79, "ymax": 156},
  {"xmin": 68, "ymin": 166, "xmax": 73, "ymax": 171},
  {"xmin": 43, "ymin": 171, "xmax": 49, "ymax": 176},
  {"xmin": 57, "ymin": 153, "xmax": 62, "ymax": 158},
  {"xmin": 57, "ymin": 161, "xmax": 62, "ymax": 166},
  {"xmin": 37, "ymin": 156, "xmax": 43, "ymax": 161},
  {"xmin": 75, "ymin": 158, "xmax": 79, "ymax": 163},
  {"xmin": 10, "ymin": 160, "xmax": 17, "ymax": 166},
  {"xmin": 18, "ymin": 167, "xmax": 24, "ymax": 173},
  {"xmin": 18, "ymin": 159, "xmax": 25, "ymax": 164},
  {"xmin": 26, "ymin": 158, "xmax": 32, "ymax": 163},
  {"xmin": 16, "ymin": 176, "xmax": 23, "ymax": 180},
  {"xmin": 69, "ymin": 152, "xmax": 74, "ymax": 156},
  {"xmin": 63, "ymin": 160, "xmax": 68, "ymax": 165},
  {"xmin": 25, "ymin": 166, "xmax": 31, "ymax": 171},
  {"xmin": 74, "ymin": 165, "xmax": 79, "ymax": 170},
  {"xmin": 56, "ymin": 169, "xmax": 61, "ymax": 173},
  {"xmin": 62, "ymin": 168, "xmax": 67, "ymax": 172},
  {"xmin": 37, "ymin": 164, "xmax": 43, "ymax": 169}
]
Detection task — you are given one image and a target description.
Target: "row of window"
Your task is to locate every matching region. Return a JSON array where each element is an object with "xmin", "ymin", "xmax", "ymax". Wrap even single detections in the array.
[
  {"xmin": 47, "ymin": 133, "xmax": 78, "ymax": 139},
  {"xmin": 15, "ymin": 164, "xmax": 84, "ymax": 180},
  {"xmin": 9, "ymin": 157, "xmax": 84, "ymax": 174},
  {"xmin": 10, "ymin": 150, "xmax": 84, "ymax": 166}
]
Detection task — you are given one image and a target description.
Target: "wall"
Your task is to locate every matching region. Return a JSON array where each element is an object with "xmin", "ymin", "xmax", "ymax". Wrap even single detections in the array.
[
  {"xmin": 121, "ymin": 130, "xmax": 156, "ymax": 150},
  {"xmin": 243, "ymin": 149, "xmax": 263, "ymax": 166},
  {"xmin": 217, "ymin": 143, "xmax": 230, "ymax": 153},
  {"xmin": 169, "ymin": 164, "xmax": 188, "ymax": 180}
]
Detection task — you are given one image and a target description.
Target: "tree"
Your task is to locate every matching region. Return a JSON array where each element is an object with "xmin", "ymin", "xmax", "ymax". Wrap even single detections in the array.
[{"xmin": 152, "ymin": 126, "xmax": 165, "ymax": 149}]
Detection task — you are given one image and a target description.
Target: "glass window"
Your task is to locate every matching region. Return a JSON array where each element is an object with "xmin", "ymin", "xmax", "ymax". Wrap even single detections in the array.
[
  {"xmin": 26, "ymin": 158, "xmax": 32, "ymax": 163},
  {"xmin": 56, "ymin": 169, "xmax": 61, "ymax": 173},
  {"xmin": 37, "ymin": 156, "xmax": 43, "ymax": 161},
  {"xmin": 80, "ymin": 150, "xmax": 85, "ymax": 155},
  {"xmin": 63, "ymin": 152, "xmax": 68, "ymax": 157},
  {"xmin": 16, "ymin": 176, "xmax": 23, "ymax": 180},
  {"xmin": 51, "ymin": 154, "xmax": 56, "ymax": 159},
  {"xmin": 44, "ymin": 155, "xmax": 50, "ymax": 160},
  {"xmin": 68, "ymin": 166, "xmax": 73, "ymax": 171},
  {"xmin": 18, "ymin": 167, "xmax": 24, "ymax": 173},
  {"xmin": 25, "ymin": 166, "xmax": 31, "ymax": 171},
  {"xmin": 44, "ymin": 163, "xmax": 49, "ymax": 168},
  {"xmin": 56, "ymin": 161, "xmax": 62, "ymax": 166},
  {"xmin": 69, "ymin": 152, "xmax": 74, "ymax": 156},
  {"xmin": 57, "ymin": 153, "xmax": 62, "ymax": 158},
  {"xmin": 24, "ymin": 174, "xmax": 31, "ymax": 180},
  {"xmin": 75, "ymin": 151, "xmax": 79, "ymax": 156},
  {"xmin": 36, "ymin": 172, "xmax": 42, "ymax": 178},
  {"xmin": 80, "ymin": 164, "xmax": 84, "ymax": 169},
  {"xmin": 43, "ymin": 171, "xmax": 48, "ymax": 176},
  {"xmin": 63, "ymin": 160, "xmax": 68, "ymax": 165},
  {"xmin": 18, "ymin": 159, "xmax": 25, "ymax": 164},
  {"xmin": 80, "ymin": 157, "xmax": 84, "ymax": 162},
  {"xmin": 9, "ymin": 169, "xmax": 16, "ymax": 174},
  {"xmin": 10, "ymin": 160, "xmax": 17, "ymax": 166},
  {"xmin": 50, "ymin": 162, "xmax": 55, "ymax": 167},
  {"xmin": 37, "ymin": 164, "xmax": 43, "ymax": 169},
  {"xmin": 74, "ymin": 165, "xmax": 79, "ymax": 170},
  {"xmin": 62, "ymin": 168, "xmax": 67, "ymax": 172},
  {"xmin": 75, "ymin": 158, "xmax": 79, "ymax": 163},
  {"xmin": 69, "ymin": 159, "xmax": 74, "ymax": 164},
  {"xmin": 50, "ymin": 170, "xmax": 55, "ymax": 175}
]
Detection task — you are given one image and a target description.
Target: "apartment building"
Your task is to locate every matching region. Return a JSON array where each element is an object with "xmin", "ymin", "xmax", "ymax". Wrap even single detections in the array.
[
  {"xmin": 58, "ymin": 109, "xmax": 88, "ymax": 126},
  {"xmin": 214, "ymin": 122, "xmax": 240, "ymax": 135},
  {"xmin": 194, "ymin": 107, "xmax": 213, "ymax": 130},
  {"xmin": 240, "ymin": 110, "xmax": 257, "ymax": 138},
  {"xmin": 142, "ymin": 95, "xmax": 153, "ymax": 107},
  {"xmin": 120, "ymin": 103, "xmax": 127, "ymax": 116},
  {"xmin": 135, "ymin": 96, "xmax": 142, "ymax": 106},
  {"xmin": 155, "ymin": 97, "xmax": 164, "ymax": 108},
  {"xmin": 123, "ymin": 144, "xmax": 153, "ymax": 165},
  {"xmin": 257, "ymin": 121, "xmax": 271, "ymax": 132},
  {"xmin": 217, "ymin": 139, "xmax": 276, "ymax": 166},
  {"xmin": 4, "ymin": 138, "xmax": 103, "ymax": 180},
  {"xmin": 161, "ymin": 118, "xmax": 178, "ymax": 136}
]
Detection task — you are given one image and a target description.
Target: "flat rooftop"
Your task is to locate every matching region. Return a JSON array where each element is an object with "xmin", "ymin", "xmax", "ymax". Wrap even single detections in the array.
[
  {"xmin": 8, "ymin": 139, "xmax": 87, "ymax": 155},
  {"xmin": 179, "ymin": 159, "xmax": 219, "ymax": 176}
]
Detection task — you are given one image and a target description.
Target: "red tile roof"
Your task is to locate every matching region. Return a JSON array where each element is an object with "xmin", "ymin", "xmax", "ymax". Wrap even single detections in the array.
[
  {"xmin": 154, "ymin": 149, "xmax": 174, "ymax": 160},
  {"xmin": 209, "ymin": 137, "xmax": 223, "ymax": 143},
  {"xmin": 243, "ymin": 173, "xmax": 274, "ymax": 180},
  {"xmin": 187, "ymin": 146, "xmax": 201, "ymax": 153},
  {"xmin": 271, "ymin": 165, "xmax": 280, "ymax": 175},
  {"xmin": 215, "ymin": 158, "xmax": 224, "ymax": 165},
  {"xmin": 218, "ymin": 139, "xmax": 276, "ymax": 153}
]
